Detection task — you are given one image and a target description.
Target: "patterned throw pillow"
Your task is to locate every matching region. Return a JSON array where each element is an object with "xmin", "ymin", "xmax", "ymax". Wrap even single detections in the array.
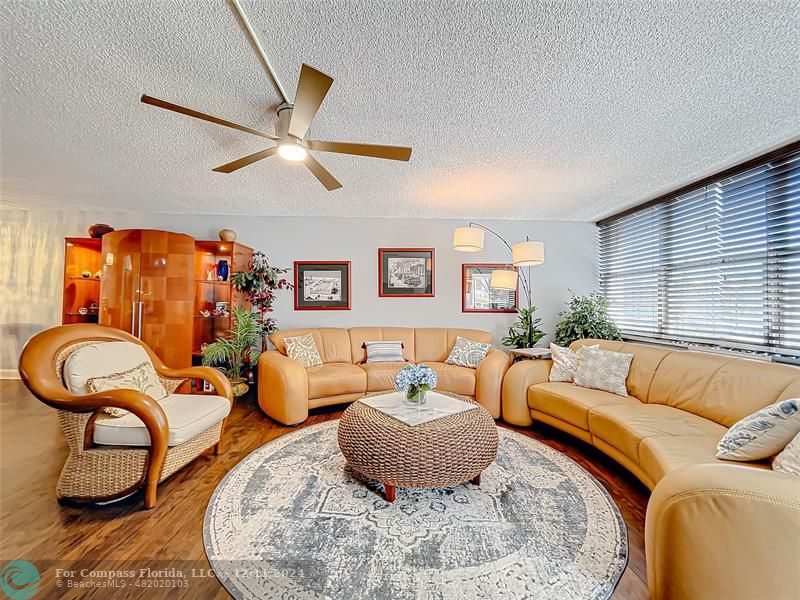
[
  {"xmin": 86, "ymin": 361, "xmax": 168, "ymax": 417},
  {"xmin": 445, "ymin": 336, "xmax": 491, "ymax": 369},
  {"xmin": 773, "ymin": 432, "xmax": 800, "ymax": 476},
  {"xmin": 716, "ymin": 398, "xmax": 800, "ymax": 461},
  {"xmin": 284, "ymin": 333, "xmax": 323, "ymax": 368},
  {"xmin": 573, "ymin": 346, "xmax": 633, "ymax": 396},
  {"xmin": 364, "ymin": 341, "xmax": 405, "ymax": 363},
  {"xmin": 549, "ymin": 343, "xmax": 598, "ymax": 383}
]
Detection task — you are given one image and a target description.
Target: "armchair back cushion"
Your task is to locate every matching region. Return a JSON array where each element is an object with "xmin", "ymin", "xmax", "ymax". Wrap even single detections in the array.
[{"xmin": 63, "ymin": 342, "xmax": 164, "ymax": 397}]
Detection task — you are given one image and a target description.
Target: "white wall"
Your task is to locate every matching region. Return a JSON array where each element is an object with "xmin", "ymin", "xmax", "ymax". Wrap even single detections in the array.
[{"xmin": 0, "ymin": 203, "xmax": 597, "ymax": 373}]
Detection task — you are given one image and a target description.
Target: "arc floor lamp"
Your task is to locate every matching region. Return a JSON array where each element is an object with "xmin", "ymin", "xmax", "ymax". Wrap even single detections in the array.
[{"xmin": 452, "ymin": 223, "xmax": 544, "ymax": 309}]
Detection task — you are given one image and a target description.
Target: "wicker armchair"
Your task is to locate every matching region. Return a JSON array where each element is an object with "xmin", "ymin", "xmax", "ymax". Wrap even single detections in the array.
[{"xmin": 18, "ymin": 324, "xmax": 233, "ymax": 509}]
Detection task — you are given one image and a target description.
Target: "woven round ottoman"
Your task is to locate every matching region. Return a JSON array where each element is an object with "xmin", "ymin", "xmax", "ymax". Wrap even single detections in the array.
[{"xmin": 337, "ymin": 391, "xmax": 498, "ymax": 502}]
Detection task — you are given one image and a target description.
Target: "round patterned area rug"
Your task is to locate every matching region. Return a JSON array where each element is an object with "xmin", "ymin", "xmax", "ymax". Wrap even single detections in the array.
[{"xmin": 204, "ymin": 421, "xmax": 627, "ymax": 600}]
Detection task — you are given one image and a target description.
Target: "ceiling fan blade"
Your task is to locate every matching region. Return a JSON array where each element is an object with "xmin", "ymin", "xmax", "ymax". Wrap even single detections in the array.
[
  {"xmin": 228, "ymin": 0, "xmax": 290, "ymax": 104},
  {"xmin": 141, "ymin": 95, "xmax": 278, "ymax": 141},
  {"xmin": 212, "ymin": 147, "xmax": 278, "ymax": 173},
  {"xmin": 307, "ymin": 140, "xmax": 412, "ymax": 161},
  {"xmin": 288, "ymin": 64, "xmax": 334, "ymax": 140},
  {"xmin": 304, "ymin": 154, "xmax": 342, "ymax": 191}
]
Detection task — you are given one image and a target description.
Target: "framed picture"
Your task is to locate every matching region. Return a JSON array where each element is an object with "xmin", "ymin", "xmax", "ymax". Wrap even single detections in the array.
[
  {"xmin": 462, "ymin": 263, "xmax": 518, "ymax": 312},
  {"xmin": 294, "ymin": 261, "xmax": 351, "ymax": 310},
  {"xmin": 378, "ymin": 248, "xmax": 435, "ymax": 297}
]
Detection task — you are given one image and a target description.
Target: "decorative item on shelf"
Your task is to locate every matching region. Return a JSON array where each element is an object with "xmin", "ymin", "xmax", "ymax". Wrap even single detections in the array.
[
  {"xmin": 293, "ymin": 261, "xmax": 351, "ymax": 310},
  {"xmin": 217, "ymin": 259, "xmax": 229, "ymax": 281},
  {"xmin": 201, "ymin": 308, "xmax": 264, "ymax": 397},
  {"xmin": 452, "ymin": 223, "xmax": 546, "ymax": 348},
  {"xmin": 77, "ymin": 307, "xmax": 88, "ymax": 315},
  {"xmin": 230, "ymin": 251, "xmax": 293, "ymax": 347},
  {"xmin": 200, "ymin": 309, "xmax": 211, "ymax": 318},
  {"xmin": 378, "ymin": 248, "xmax": 435, "ymax": 297},
  {"xmin": 206, "ymin": 266, "xmax": 217, "ymax": 281},
  {"xmin": 553, "ymin": 291, "xmax": 622, "ymax": 347},
  {"xmin": 88, "ymin": 223, "xmax": 114, "ymax": 238},
  {"xmin": 219, "ymin": 228, "xmax": 237, "ymax": 242},
  {"xmin": 211, "ymin": 309, "xmax": 223, "ymax": 317},
  {"xmin": 81, "ymin": 269, "xmax": 92, "ymax": 278},
  {"xmin": 93, "ymin": 270, "xmax": 102, "ymax": 279},
  {"xmin": 394, "ymin": 364, "xmax": 438, "ymax": 405},
  {"xmin": 87, "ymin": 301, "xmax": 99, "ymax": 314}
]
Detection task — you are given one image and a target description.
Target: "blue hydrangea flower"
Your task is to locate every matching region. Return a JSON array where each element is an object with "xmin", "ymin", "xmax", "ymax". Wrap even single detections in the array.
[{"xmin": 394, "ymin": 364, "xmax": 437, "ymax": 393}]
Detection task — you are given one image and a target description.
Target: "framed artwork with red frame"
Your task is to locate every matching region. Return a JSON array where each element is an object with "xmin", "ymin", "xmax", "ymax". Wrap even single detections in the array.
[
  {"xmin": 294, "ymin": 261, "xmax": 351, "ymax": 310},
  {"xmin": 378, "ymin": 248, "xmax": 435, "ymax": 297},
  {"xmin": 462, "ymin": 263, "xmax": 518, "ymax": 313}
]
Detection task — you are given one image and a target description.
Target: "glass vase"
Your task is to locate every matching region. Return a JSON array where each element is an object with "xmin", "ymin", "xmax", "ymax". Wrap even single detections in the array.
[{"xmin": 405, "ymin": 388, "xmax": 427, "ymax": 405}]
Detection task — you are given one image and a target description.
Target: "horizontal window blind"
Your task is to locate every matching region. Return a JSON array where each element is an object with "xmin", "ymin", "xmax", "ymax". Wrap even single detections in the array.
[{"xmin": 598, "ymin": 146, "xmax": 800, "ymax": 358}]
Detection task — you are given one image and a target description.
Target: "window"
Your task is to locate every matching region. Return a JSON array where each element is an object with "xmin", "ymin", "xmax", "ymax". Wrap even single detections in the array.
[{"xmin": 598, "ymin": 144, "xmax": 800, "ymax": 358}]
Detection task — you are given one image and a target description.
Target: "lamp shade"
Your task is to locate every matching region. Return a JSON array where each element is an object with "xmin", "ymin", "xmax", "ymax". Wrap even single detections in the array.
[
  {"xmin": 512, "ymin": 241, "xmax": 544, "ymax": 266},
  {"xmin": 490, "ymin": 269, "xmax": 518, "ymax": 290},
  {"xmin": 452, "ymin": 227, "xmax": 485, "ymax": 252}
]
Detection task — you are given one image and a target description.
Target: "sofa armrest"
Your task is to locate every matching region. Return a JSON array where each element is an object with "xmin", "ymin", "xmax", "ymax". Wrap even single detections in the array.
[
  {"xmin": 258, "ymin": 350, "xmax": 309, "ymax": 425},
  {"xmin": 500, "ymin": 359, "xmax": 552, "ymax": 426},
  {"xmin": 475, "ymin": 349, "xmax": 511, "ymax": 419},
  {"xmin": 646, "ymin": 463, "xmax": 800, "ymax": 600}
]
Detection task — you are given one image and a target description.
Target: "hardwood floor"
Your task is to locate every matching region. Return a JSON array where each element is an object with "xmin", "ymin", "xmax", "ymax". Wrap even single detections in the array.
[{"xmin": 0, "ymin": 379, "xmax": 650, "ymax": 599}]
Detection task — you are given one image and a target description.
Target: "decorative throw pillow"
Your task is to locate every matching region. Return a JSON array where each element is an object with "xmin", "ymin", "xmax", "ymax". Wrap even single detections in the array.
[
  {"xmin": 573, "ymin": 346, "xmax": 633, "ymax": 396},
  {"xmin": 445, "ymin": 336, "xmax": 491, "ymax": 369},
  {"xmin": 716, "ymin": 398, "xmax": 800, "ymax": 461},
  {"xmin": 284, "ymin": 333, "xmax": 323, "ymax": 368},
  {"xmin": 549, "ymin": 343, "xmax": 598, "ymax": 383},
  {"xmin": 773, "ymin": 432, "xmax": 800, "ymax": 476},
  {"xmin": 86, "ymin": 361, "xmax": 167, "ymax": 417},
  {"xmin": 364, "ymin": 341, "xmax": 405, "ymax": 363}
]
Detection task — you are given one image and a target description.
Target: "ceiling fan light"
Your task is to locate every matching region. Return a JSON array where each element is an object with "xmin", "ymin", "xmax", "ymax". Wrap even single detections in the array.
[
  {"xmin": 490, "ymin": 269, "xmax": 518, "ymax": 290},
  {"xmin": 512, "ymin": 241, "xmax": 544, "ymax": 266},
  {"xmin": 453, "ymin": 227, "xmax": 485, "ymax": 252},
  {"xmin": 277, "ymin": 141, "xmax": 308, "ymax": 162}
]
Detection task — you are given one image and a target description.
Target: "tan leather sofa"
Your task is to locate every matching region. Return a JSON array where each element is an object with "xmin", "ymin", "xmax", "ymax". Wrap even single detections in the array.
[
  {"xmin": 502, "ymin": 338, "xmax": 800, "ymax": 600},
  {"xmin": 259, "ymin": 327, "xmax": 510, "ymax": 425}
]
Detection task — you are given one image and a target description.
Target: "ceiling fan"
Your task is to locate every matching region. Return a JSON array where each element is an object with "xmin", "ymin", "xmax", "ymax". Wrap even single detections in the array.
[{"xmin": 140, "ymin": 0, "xmax": 412, "ymax": 191}]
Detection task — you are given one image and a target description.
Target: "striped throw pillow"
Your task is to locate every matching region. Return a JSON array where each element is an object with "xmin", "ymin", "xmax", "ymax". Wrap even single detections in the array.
[{"xmin": 364, "ymin": 341, "xmax": 405, "ymax": 363}]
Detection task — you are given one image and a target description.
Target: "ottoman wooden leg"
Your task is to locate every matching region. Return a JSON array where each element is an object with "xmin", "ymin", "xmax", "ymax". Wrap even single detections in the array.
[
  {"xmin": 384, "ymin": 483, "xmax": 396, "ymax": 502},
  {"xmin": 471, "ymin": 473, "xmax": 481, "ymax": 486}
]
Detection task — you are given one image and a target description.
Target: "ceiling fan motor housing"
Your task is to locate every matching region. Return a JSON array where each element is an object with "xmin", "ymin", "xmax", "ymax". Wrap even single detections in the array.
[{"xmin": 276, "ymin": 103, "xmax": 306, "ymax": 144}]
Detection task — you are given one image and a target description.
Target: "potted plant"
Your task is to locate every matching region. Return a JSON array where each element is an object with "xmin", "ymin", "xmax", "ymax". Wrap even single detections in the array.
[
  {"xmin": 553, "ymin": 291, "xmax": 622, "ymax": 347},
  {"xmin": 201, "ymin": 308, "xmax": 264, "ymax": 397},
  {"xmin": 230, "ymin": 251, "xmax": 293, "ymax": 349},
  {"xmin": 501, "ymin": 306, "xmax": 546, "ymax": 348}
]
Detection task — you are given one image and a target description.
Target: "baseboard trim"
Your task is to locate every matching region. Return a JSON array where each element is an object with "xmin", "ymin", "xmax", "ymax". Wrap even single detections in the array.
[{"xmin": 0, "ymin": 369, "xmax": 20, "ymax": 380}]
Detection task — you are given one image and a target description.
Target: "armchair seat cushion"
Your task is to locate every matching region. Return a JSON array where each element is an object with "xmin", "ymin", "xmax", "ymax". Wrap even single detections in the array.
[
  {"xmin": 588, "ymin": 403, "xmax": 727, "ymax": 463},
  {"xmin": 359, "ymin": 362, "xmax": 407, "ymax": 392},
  {"xmin": 528, "ymin": 382, "xmax": 640, "ymax": 431},
  {"xmin": 306, "ymin": 363, "xmax": 367, "ymax": 399},
  {"xmin": 93, "ymin": 394, "xmax": 231, "ymax": 447},
  {"xmin": 426, "ymin": 362, "xmax": 476, "ymax": 397}
]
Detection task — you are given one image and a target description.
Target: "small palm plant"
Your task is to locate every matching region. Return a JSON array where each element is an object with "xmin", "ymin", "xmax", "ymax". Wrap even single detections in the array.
[{"xmin": 201, "ymin": 309, "xmax": 264, "ymax": 392}]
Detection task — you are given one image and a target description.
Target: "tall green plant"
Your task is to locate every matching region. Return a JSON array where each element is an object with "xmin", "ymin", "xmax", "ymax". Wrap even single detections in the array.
[
  {"xmin": 201, "ymin": 308, "xmax": 264, "ymax": 380},
  {"xmin": 230, "ymin": 251, "xmax": 293, "ymax": 340},
  {"xmin": 501, "ymin": 306, "xmax": 546, "ymax": 348},
  {"xmin": 553, "ymin": 291, "xmax": 622, "ymax": 347}
]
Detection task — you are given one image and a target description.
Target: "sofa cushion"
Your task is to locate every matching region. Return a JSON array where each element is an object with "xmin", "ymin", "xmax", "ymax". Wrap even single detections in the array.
[
  {"xmin": 425, "ymin": 362, "xmax": 476, "ymax": 397},
  {"xmin": 360, "ymin": 362, "xmax": 407, "ymax": 392},
  {"xmin": 573, "ymin": 346, "xmax": 633, "ymax": 396},
  {"xmin": 588, "ymin": 403, "xmax": 727, "ymax": 463},
  {"xmin": 528, "ymin": 382, "xmax": 640, "ymax": 431},
  {"xmin": 349, "ymin": 327, "xmax": 415, "ymax": 363},
  {"xmin": 284, "ymin": 333, "xmax": 323, "ymax": 368},
  {"xmin": 270, "ymin": 328, "xmax": 352, "ymax": 364},
  {"xmin": 306, "ymin": 363, "xmax": 367, "ymax": 399},
  {"xmin": 716, "ymin": 398, "xmax": 800, "ymax": 461},
  {"xmin": 415, "ymin": 328, "xmax": 491, "ymax": 363},
  {"xmin": 639, "ymin": 435, "xmax": 770, "ymax": 484},
  {"xmin": 64, "ymin": 341, "xmax": 155, "ymax": 395},
  {"xmin": 445, "ymin": 336, "xmax": 490, "ymax": 368},
  {"xmin": 93, "ymin": 393, "xmax": 230, "ymax": 447}
]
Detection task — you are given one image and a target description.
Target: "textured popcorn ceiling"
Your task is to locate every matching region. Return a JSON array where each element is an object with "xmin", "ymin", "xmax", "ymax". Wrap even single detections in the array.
[{"xmin": 1, "ymin": 0, "xmax": 799, "ymax": 221}]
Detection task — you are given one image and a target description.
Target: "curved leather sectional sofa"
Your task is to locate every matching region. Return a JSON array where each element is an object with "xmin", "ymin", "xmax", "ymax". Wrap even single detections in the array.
[
  {"xmin": 258, "ymin": 327, "xmax": 510, "ymax": 426},
  {"xmin": 502, "ymin": 338, "xmax": 800, "ymax": 600}
]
